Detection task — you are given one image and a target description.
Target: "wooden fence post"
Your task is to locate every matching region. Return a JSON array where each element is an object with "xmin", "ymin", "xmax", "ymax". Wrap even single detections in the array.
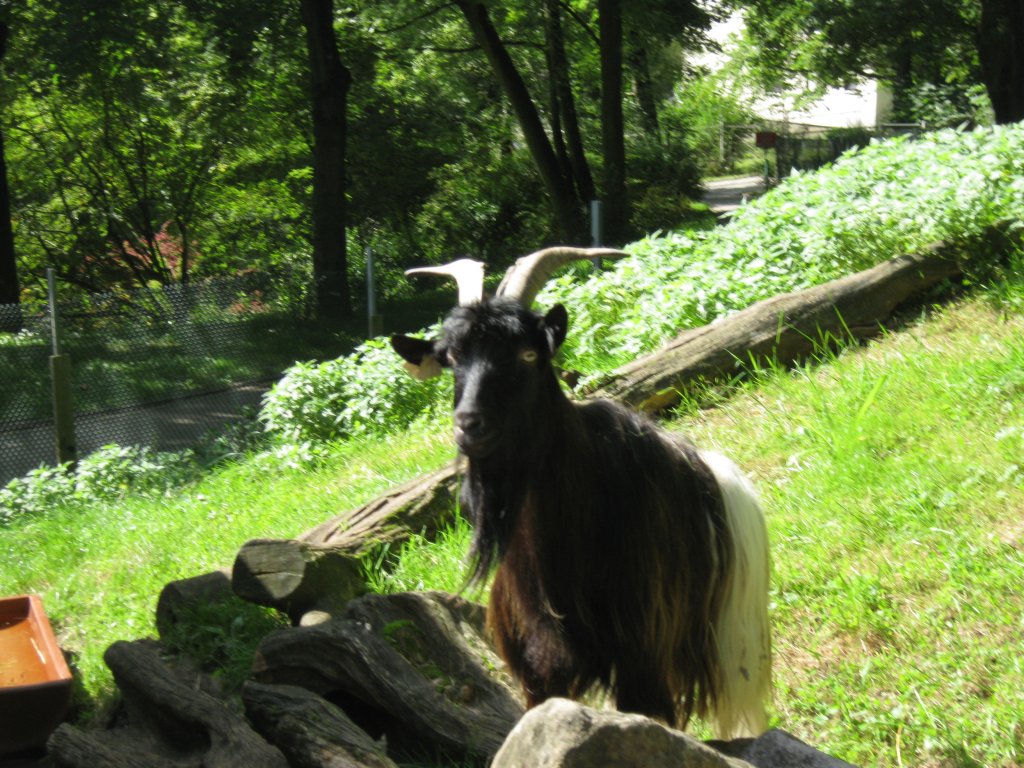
[{"xmin": 47, "ymin": 268, "xmax": 76, "ymax": 468}]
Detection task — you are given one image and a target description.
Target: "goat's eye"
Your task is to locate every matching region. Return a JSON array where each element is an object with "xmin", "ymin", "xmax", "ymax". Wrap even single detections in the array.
[{"xmin": 520, "ymin": 349, "xmax": 538, "ymax": 364}]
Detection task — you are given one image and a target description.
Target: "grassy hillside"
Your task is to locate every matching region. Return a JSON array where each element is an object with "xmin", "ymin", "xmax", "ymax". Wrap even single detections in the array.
[{"xmin": 1, "ymin": 124, "xmax": 1022, "ymax": 765}]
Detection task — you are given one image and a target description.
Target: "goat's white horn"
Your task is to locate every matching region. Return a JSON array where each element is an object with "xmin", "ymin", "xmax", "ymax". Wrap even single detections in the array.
[
  {"xmin": 405, "ymin": 258, "xmax": 486, "ymax": 306},
  {"xmin": 496, "ymin": 247, "xmax": 629, "ymax": 307}
]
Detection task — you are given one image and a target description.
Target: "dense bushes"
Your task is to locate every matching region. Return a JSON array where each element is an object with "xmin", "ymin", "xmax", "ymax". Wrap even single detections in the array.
[
  {"xmin": 0, "ymin": 445, "xmax": 198, "ymax": 524},
  {"xmin": 259, "ymin": 335, "xmax": 453, "ymax": 444},
  {"xmin": 260, "ymin": 124, "xmax": 1024, "ymax": 443},
  {"xmin": 544, "ymin": 123, "xmax": 1024, "ymax": 374}
]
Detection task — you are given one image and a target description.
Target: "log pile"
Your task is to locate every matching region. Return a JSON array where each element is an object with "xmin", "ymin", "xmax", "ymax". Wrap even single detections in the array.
[{"xmin": 49, "ymin": 592, "xmax": 518, "ymax": 768}]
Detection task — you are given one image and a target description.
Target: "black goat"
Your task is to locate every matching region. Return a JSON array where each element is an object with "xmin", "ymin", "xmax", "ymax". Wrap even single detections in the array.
[{"xmin": 392, "ymin": 248, "xmax": 771, "ymax": 736}]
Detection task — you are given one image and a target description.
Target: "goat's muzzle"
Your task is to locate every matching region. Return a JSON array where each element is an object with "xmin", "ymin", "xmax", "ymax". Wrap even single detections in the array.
[{"xmin": 454, "ymin": 410, "xmax": 497, "ymax": 459}]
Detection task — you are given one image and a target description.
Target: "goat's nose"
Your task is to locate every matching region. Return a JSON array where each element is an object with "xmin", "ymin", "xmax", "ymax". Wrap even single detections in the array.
[{"xmin": 455, "ymin": 411, "xmax": 486, "ymax": 436}]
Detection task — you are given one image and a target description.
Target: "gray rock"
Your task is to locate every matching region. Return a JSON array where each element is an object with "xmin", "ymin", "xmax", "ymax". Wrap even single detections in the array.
[
  {"xmin": 710, "ymin": 729, "xmax": 859, "ymax": 768},
  {"xmin": 492, "ymin": 698, "xmax": 752, "ymax": 768}
]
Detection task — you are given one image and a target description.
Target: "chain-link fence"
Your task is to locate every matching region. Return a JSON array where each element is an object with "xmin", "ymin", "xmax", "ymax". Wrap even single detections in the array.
[{"xmin": 0, "ymin": 275, "xmax": 346, "ymax": 485}]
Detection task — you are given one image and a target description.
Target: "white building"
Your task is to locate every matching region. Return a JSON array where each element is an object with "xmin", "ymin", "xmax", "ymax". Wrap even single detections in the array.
[{"xmin": 695, "ymin": 12, "xmax": 893, "ymax": 129}]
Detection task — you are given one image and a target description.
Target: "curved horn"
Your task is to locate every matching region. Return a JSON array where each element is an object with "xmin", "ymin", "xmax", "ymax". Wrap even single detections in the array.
[
  {"xmin": 495, "ymin": 247, "xmax": 629, "ymax": 307},
  {"xmin": 405, "ymin": 259, "xmax": 486, "ymax": 306}
]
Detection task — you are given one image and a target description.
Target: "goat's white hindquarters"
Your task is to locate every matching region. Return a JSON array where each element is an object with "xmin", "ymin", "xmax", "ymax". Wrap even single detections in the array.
[{"xmin": 699, "ymin": 450, "xmax": 772, "ymax": 739}]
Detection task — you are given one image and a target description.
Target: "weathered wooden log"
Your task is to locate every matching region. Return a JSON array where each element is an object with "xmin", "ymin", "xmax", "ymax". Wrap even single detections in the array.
[
  {"xmin": 232, "ymin": 537, "xmax": 366, "ymax": 622},
  {"xmin": 586, "ymin": 246, "xmax": 964, "ymax": 411},
  {"xmin": 47, "ymin": 725, "xmax": 182, "ymax": 768},
  {"xmin": 297, "ymin": 462, "xmax": 461, "ymax": 552},
  {"xmin": 155, "ymin": 567, "xmax": 234, "ymax": 637},
  {"xmin": 251, "ymin": 591, "xmax": 523, "ymax": 762},
  {"xmin": 243, "ymin": 681, "xmax": 398, "ymax": 768},
  {"xmin": 232, "ymin": 463, "xmax": 459, "ymax": 621},
  {"xmin": 48, "ymin": 640, "xmax": 288, "ymax": 768}
]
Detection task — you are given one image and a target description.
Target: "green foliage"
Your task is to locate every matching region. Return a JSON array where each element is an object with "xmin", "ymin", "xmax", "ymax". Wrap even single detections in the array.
[
  {"xmin": 6, "ymin": 0, "xmax": 247, "ymax": 291},
  {"xmin": 541, "ymin": 123, "xmax": 1024, "ymax": 375},
  {"xmin": 668, "ymin": 71, "xmax": 761, "ymax": 175},
  {"xmin": 160, "ymin": 600, "xmax": 289, "ymax": 692},
  {"xmin": 258, "ymin": 124, "xmax": 1024, "ymax": 444},
  {"xmin": 904, "ymin": 81, "xmax": 994, "ymax": 128},
  {"xmin": 626, "ymin": 129, "xmax": 706, "ymax": 234},
  {"xmin": 0, "ymin": 445, "xmax": 198, "ymax": 525},
  {"xmin": 735, "ymin": 0, "xmax": 983, "ymax": 121},
  {"xmin": 260, "ymin": 333, "xmax": 453, "ymax": 444},
  {"xmin": 413, "ymin": 152, "xmax": 553, "ymax": 269}
]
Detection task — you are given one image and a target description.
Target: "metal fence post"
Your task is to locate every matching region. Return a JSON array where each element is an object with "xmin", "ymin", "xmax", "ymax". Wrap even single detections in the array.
[
  {"xmin": 590, "ymin": 200, "xmax": 603, "ymax": 271},
  {"xmin": 366, "ymin": 246, "xmax": 383, "ymax": 338},
  {"xmin": 47, "ymin": 268, "xmax": 76, "ymax": 468}
]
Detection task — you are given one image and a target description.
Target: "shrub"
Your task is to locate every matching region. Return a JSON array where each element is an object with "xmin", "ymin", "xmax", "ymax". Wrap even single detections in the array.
[
  {"xmin": 260, "ymin": 333, "xmax": 452, "ymax": 444},
  {"xmin": 261, "ymin": 124, "xmax": 1024, "ymax": 444},
  {"xmin": 542, "ymin": 123, "xmax": 1024, "ymax": 375},
  {"xmin": 0, "ymin": 445, "xmax": 197, "ymax": 525}
]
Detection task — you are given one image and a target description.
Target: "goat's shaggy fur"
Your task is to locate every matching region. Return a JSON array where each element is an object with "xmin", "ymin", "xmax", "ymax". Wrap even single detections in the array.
[{"xmin": 393, "ymin": 298, "xmax": 771, "ymax": 737}]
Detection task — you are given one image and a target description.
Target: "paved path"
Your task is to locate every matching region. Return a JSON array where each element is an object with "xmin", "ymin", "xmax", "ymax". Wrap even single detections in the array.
[
  {"xmin": 0, "ymin": 380, "xmax": 273, "ymax": 484},
  {"xmin": 703, "ymin": 175, "xmax": 766, "ymax": 213}
]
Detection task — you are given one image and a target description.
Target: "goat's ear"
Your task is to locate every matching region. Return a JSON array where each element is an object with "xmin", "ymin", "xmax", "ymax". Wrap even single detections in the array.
[
  {"xmin": 542, "ymin": 304, "xmax": 569, "ymax": 354},
  {"xmin": 390, "ymin": 335, "xmax": 445, "ymax": 380}
]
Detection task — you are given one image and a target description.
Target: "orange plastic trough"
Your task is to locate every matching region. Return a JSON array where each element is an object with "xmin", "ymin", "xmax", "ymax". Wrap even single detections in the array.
[{"xmin": 0, "ymin": 595, "xmax": 73, "ymax": 755}]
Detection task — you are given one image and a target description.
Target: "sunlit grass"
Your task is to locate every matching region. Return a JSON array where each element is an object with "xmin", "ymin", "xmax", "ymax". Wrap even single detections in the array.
[
  {"xmin": 665, "ymin": 296, "xmax": 1024, "ymax": 766},
  {"xmin": 0, "ymin": 423, "xmax": 455, "ymax": 705}
]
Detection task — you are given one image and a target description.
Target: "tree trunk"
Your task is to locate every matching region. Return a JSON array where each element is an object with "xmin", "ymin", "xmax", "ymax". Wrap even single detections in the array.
[
  {"xmin": 977, "ymin": 0, "xmax": 1024, "ymax": 124},
  {"xmin": 300, "ymin": 0, "xmax": 352, "ymax": 319},
  {"xmin": 629, "ymin": 37, "xmax": 661, "ymax": 141},
  {"xmin": 598, "ymin": 0, "xmax": 629, "ymax": 244},
  {"xmin": 455, "ymin": 1, "xmax": 585, "ymax": 241},
  {"xmin": 890, "ymin": 34, "xmax": 915, "ymax": 122},
  {"xmin": 544, "ymin": 0, "xmax": 595, "ymax": 204},
  {"xmin": 0, "ymin": 19, "xmax": 21, "ymax": 331}
]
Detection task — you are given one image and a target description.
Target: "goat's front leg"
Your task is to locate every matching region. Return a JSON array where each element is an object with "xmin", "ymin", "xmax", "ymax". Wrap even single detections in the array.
[{"xmin": 487, "ymin": 567, "xmax": 576, "ymax": 707}]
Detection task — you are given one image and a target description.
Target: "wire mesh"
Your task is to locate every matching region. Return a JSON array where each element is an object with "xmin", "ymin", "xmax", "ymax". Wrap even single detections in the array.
[{"xmin": 1, "ymin": 275, "xmax": 318, "ymax": 485}]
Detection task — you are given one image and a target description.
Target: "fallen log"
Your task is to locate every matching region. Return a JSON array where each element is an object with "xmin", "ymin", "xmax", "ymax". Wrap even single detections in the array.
[
  {"xmin": 232, "ymin": 463, "xmax": 459, "ymax": 621},
  {"xmin": 48, "ymin": 640, "xmax": 287, "ymax": 768},
  {"xmin": 243, "ymin": 681, "xmax": 398, "ymax": 768},
  {"xmin": 47, "ymin": 726, "xmax": 181, "ymax": 768},
  {"xmin": 586, "ymin": 246, "xmax": 963, "ymax": 411},
  {"xmin": 251, "ymin": 591, "xmax": 523, "ymax": 762}
]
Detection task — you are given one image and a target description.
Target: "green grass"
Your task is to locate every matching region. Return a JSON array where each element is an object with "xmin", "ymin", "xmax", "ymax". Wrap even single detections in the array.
[
  {"xmin": 667, "ymin": 296, "xmax": 1024, "ymax": 766},
  {"xmin": 0, "ymin": 424, "xmax": 455, "ymax": 705}
]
